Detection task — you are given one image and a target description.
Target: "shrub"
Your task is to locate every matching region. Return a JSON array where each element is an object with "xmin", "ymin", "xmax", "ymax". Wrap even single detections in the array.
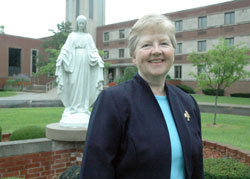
[
  {"xmin": 204, "ymin": 158, "xmax": 250, "ymax": 179},
  {"xmin": 0, "ymin": 126, "xmax": 2, "ymax": 141},
  {"xmin": 9, "ymin": 126, "xmax": 45, "ymax": 141},
  {"xmin": 60, "ymin": 165, "xmax": 80, "ymax": 179},
  {"xmin": 119, "ymin": 66, "xmax": 138, "ymax": 83},
  {"xmin": 176, "ymin": 84, "xmax": 195, "ymax": 94},
  {"xmin": 4, "ymin": 74, "xmax": 32, "ymax": 91},
  {"xmin": 202, "ymin": 88, "xmax": 224, "ymax": 96},
  {"xmin": 230, "ymin": 93, "xmax": 250, "ymax": 98}
]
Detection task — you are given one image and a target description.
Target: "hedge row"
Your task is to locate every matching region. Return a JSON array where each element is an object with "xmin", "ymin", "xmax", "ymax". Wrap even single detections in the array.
[
  {"xmin": 202, "ymin": 88, "xmax": 224, "ymax": 96},
  {"xmin": 9, "ymin": 126, "xmax": 45, "ymax": 141},
  {"xmin": 230, "ymin": 93, "xmax": 250, "ymax": 98},
  {"xmin": 0, "ymin": 126, "xmax": 2, "ymax": 141},
  {"xmin": 176, "ymin": 84, "xmax": 195, "ymax": 94}
]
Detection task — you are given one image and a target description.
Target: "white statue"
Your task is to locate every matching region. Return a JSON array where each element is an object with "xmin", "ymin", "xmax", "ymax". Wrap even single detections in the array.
[{"xmin": 55, "ymin": 15, "xmax": 104, "ymax": 128}]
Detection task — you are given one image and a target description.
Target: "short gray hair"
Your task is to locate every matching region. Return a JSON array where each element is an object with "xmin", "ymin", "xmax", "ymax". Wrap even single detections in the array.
[{"xmin": 128, "ymin": 14, "xmax": 176, "ymax": 57}]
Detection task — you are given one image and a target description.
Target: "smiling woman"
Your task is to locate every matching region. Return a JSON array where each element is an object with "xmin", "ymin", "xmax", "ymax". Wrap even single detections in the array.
[{"xmin": 80, "ymin": 14, "xmax": 204, "ymax": 179}]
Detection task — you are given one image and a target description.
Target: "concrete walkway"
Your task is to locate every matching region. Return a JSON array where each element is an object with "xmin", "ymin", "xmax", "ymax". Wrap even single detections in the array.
[
  {"xmin": 0, "ymin": 89, "xmax": 250, "ymax": 116},
  {"xmin": 0, "ymin": 88, "xmax": 59, "ymax": 101}
]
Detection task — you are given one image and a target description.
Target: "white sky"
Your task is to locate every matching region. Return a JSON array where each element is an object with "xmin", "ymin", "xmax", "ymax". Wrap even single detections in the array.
[{"xmin": 0, "ymin": 0, "xmax": 232, "ymax": 39}]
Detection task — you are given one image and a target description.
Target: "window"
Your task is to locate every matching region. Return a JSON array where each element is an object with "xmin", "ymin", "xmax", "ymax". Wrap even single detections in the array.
[
  {"xmin": 225, "ymin": 37, "xmax": 234, "ymax": 46},
  {"xmin": 174, "ymin": 65, "xmax": 182, "ymax": 79},
  {"xmin": 225, "ymin": 12, "xmax": 235, "ymax": 25},
  {"xmin": 9, "ymin": 48, "xmax": 21, "ymax": 76},
  {"xmin": 104, "ymin": 32, "xmax": 109, "ymax": 41},
  {"xmin": 198, "ymin": 16, "xmax": 207, "ymax": 29},
  {"xmin": 176, "ymin": 43, "xmax": 182, "ymax": 54},
  {"xmin": 119, "ymin": 49, "xmax": 125, "ymax": 58},
  {"xmin": 119, "ymin": 29, "xmax": 125, "ymax": 39},
  {"xmin": 76, "ymin": 0, "xmax": 80, "ymax": 18},
  {"xmin": 198, "ymin": 40, "xmax": 207, "ymax": 52},
  {"xmin": 197, "ymin": 65, "xmax": 206, "ymax": 75},
  {"xmin": 175, "ymin": 20, "xmax": 183, "ymax": 32},
  {"xmin": 104, "ymin": 50, "xmax": 109, "ymax": 59},
  {"xmin": 31, "ymin": 49, "xmax": 38, "ymax": 73},
  {"xmin": 89, "ymin": 0, "xmax": 94, "ymax": 19}
]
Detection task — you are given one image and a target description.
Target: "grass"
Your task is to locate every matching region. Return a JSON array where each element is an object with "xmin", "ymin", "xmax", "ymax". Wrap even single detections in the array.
[
  {"xmin": 0, "ymin": 107, "xmax": 64, "ymax": 133},
  {"xmin": 201, "ymin": 113, "xmax": 250, "ymax": 150},
  {"xmin": 0, "ymin": 107, "xmax": 249, "ymax": 150},
  {"xmin": 0, "ymin": 91, "xmax": 17, "ymax": 97},
  {"xmin": 192, "ymin": 94, "xmax": 250, "ymax": 106}
]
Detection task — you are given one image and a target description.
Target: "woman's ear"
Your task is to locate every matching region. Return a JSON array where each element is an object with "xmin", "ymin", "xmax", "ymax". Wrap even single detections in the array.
[{"xmin": 132, "ymin": 56, "xmax": 137, "ymax": 65}]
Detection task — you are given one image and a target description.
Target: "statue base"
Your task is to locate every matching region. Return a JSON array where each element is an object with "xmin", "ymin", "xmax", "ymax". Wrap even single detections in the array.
[
  {"xmin": 60, "ymin": 112, "xmax": 90, "ymax": 128},
  {"xmin": 46, "ymin": 123, "xmax": 87, "ymax": 141}
]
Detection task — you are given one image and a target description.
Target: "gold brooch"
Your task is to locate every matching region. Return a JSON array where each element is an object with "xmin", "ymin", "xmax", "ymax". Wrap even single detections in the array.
[{"xmin": 184, "ymin": 110, "xmax": 190, "ymax": 122}]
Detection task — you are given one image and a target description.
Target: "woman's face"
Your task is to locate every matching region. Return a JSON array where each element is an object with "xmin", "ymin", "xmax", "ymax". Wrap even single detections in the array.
[
  {"xmin": 77, "ymin": 19, "xmax": 86, "ymax": 32},
  {"xmin": 132, "ymin": 31, "xmax": 175, "ymax": 80}
]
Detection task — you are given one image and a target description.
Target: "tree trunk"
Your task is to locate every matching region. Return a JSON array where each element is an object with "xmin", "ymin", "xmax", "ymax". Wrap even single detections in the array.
[{"xmin": 213, "ymin": 87, "xmax": 219, "ymax": 125}]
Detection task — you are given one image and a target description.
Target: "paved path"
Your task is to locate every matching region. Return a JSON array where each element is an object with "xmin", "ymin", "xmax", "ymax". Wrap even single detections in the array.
[{"xmin": 0, "ymin": 88, "xmax": 59, "ymax": 101}]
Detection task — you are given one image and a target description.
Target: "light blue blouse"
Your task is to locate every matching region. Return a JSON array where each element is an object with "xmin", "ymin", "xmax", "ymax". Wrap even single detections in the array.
[{"xmin": 155, "ymin": 95, "xmax": 185, "ymax": 179}]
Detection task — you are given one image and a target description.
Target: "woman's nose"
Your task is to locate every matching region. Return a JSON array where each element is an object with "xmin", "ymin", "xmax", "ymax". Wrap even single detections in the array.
[{"xmin": 151, "ymin": 44, "xmax": 162, "ymax": 55}]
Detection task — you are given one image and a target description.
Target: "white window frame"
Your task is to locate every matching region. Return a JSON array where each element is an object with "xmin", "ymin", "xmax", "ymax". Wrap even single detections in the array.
[
  {"xmin": 174, "ymin": 65, "xmax": 182, "ymax": 79},
  {"xmin": 225, "ymin": 12, "xmax": 235, "ymax": 25},
  {"xmin": 30, "ymin": 49, "xmax": 38, "ymax": 76},
  {"xmin": 198, "ymin": 16, "xmax": 207, "ymax": 29},
  {"xmin": 175, "ymin": 20, "xmax": 183, "ymax": 32},
  {"xmin": 104, "ymin": 32, "xmax": 109, "ymax": 41},
  {"xmin": 197, "ymin": 40, "xmax": 207, "ymax": 52},
  {"xmin": 119, "ymin": 49, "xmax": 125, "ymax": 58}
]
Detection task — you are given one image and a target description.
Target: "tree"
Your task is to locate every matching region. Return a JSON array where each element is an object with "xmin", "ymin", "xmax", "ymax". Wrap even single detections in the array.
[
  {"xmin": 37, "ymin": 21, "xmax": 72, "ymax": 76},
  {"xmin": 188, "ymin": 38, "xmax": 250, "ymax": 125},
  {"xmin": 118, "ymin": 66, "xmax": 138, "ymax": 83}
]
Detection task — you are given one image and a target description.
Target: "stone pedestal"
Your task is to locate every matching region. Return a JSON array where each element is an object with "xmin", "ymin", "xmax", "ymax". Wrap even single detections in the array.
[{"xmin": 46, "ymin": 123, "xmax": 87, "ymax": 142}]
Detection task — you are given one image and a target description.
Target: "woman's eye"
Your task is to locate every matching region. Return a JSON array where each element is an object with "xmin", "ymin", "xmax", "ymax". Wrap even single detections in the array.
[
  {"xmin": 142, "ymin": 44, "xmax": 150, "ymax": 48},
  {"xmin": 161, "ymin": 42, "xmax": 169, "ymax": 46}
]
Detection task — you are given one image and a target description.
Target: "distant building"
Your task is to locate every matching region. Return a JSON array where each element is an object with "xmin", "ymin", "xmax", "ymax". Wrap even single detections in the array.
[
  {"xmin": 65, "ymin": 0, "xmax": 105, "ymax": 41},
  {"xmin": 96, "ymin": 0, "xmax": 250, "ymax": 95},
  {"xmin": 0, "ymin": 34, "xmax": 47, "ymax": 88}
]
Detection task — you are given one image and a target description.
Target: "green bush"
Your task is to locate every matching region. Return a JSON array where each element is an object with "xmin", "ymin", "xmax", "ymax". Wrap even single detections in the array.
[
  {"xmin": 202, "ymin": 88, "xmax": 224, "ymax": 96},
  {"xmin": 60, "ymin": 165, "xmax": 80, "ymax": 179},
  {"xmin": 9, "ymin": 126, "xmax": 45, "ymax": 141},
  {"xmin": 204, "ymin": 158, "xmax": 250, "ymax": 179},
  {"xmin": 0, "ymin": 126, "xmax": 2, "ymax": 141},
  {"xmin": 118, "ymin": 66, "xmax": 138, "ymax": 83},
  {"xmin": 176, "ymin": 84, "xmax": 195, "ymax": 94},
  {"xmin": 2, "ymin": 178, "xmax": 23, "ymax": 179},
  {"xmin": 230, "ymin": 93, "xmax": 250, "ymax": 98}
]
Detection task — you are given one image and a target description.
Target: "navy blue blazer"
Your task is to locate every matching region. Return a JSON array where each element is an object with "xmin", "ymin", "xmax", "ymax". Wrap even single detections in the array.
[{"xmin": 80, "ymin": 74, "xmax": 204, "ymax": 179}]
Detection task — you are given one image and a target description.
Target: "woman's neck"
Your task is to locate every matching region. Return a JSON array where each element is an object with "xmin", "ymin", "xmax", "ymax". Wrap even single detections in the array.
[{"xmin": 139, "ymin": 72, "xmax": 166, "ymax": 96}]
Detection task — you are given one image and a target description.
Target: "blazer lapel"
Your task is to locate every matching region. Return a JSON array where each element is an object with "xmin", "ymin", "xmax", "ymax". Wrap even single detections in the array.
[{"xmin": 167, "ymin": 88, "xmax": 192, "ymax": 179}]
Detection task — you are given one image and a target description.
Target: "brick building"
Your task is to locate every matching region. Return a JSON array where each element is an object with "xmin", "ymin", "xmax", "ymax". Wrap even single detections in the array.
[
  {"xmin": 0, "ymin": 34, "xmax": 47, "ymax": 88},
  {"xmin": 96, "ymin": 0, "xmax": 250, "ymax": 95}
]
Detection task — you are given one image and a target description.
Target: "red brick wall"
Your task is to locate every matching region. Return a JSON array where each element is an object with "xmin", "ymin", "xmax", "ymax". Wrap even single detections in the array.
[
  {"xmin": 0, "ymin": 140, "xmax": 249, "ymax": 179},
  {"xmin": 203, "ymin": 140, "xmax": 250, "ymax": 166},
  {"xmin": 0, "ymin": 149, "xmax": 83, "ymax": 179},
  {"xmin": 0, "ymin": 34, "xmax": 47, "ymax": 77}
]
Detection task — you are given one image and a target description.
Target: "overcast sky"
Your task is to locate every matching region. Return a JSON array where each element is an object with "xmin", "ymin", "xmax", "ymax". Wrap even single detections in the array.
[{"xmin": 0, "ymin": 0, "xmax": 232, "ymax": 39}]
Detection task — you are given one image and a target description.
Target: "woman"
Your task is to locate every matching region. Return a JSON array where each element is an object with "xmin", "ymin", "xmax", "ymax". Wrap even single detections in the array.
[
  {"xmin": 80, "ymin": 14, "xmax": 204, "ymax": 178},
  {"xmin": 56, "ymin": 15, "xmax": 104, "ymax": 127}
]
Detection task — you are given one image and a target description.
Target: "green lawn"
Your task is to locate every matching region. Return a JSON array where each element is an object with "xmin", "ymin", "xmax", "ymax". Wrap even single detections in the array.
[
  {"xmin": 0, "ymin": 91, "xmax": 17, "ymax": 97},
  {"xmin": 0, "ymin": 107, "xmax": 64, "ymax": 133},
  {"xmin": 201, "ymin": 113, "xmax": 250, "ymax": 150},
  {"xmin": 192, "ymin": 94, "xmax": 250, "ymax": 106},
  {"xmin": 0, "ymin": 107, "xmax": 250, "ymax": 151}
]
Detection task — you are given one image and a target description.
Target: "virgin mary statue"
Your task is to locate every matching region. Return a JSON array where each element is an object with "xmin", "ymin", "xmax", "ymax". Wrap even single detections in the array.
[{"xmin": 55, "ymin": 15, "xmax": 104, "ymax": 128}]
